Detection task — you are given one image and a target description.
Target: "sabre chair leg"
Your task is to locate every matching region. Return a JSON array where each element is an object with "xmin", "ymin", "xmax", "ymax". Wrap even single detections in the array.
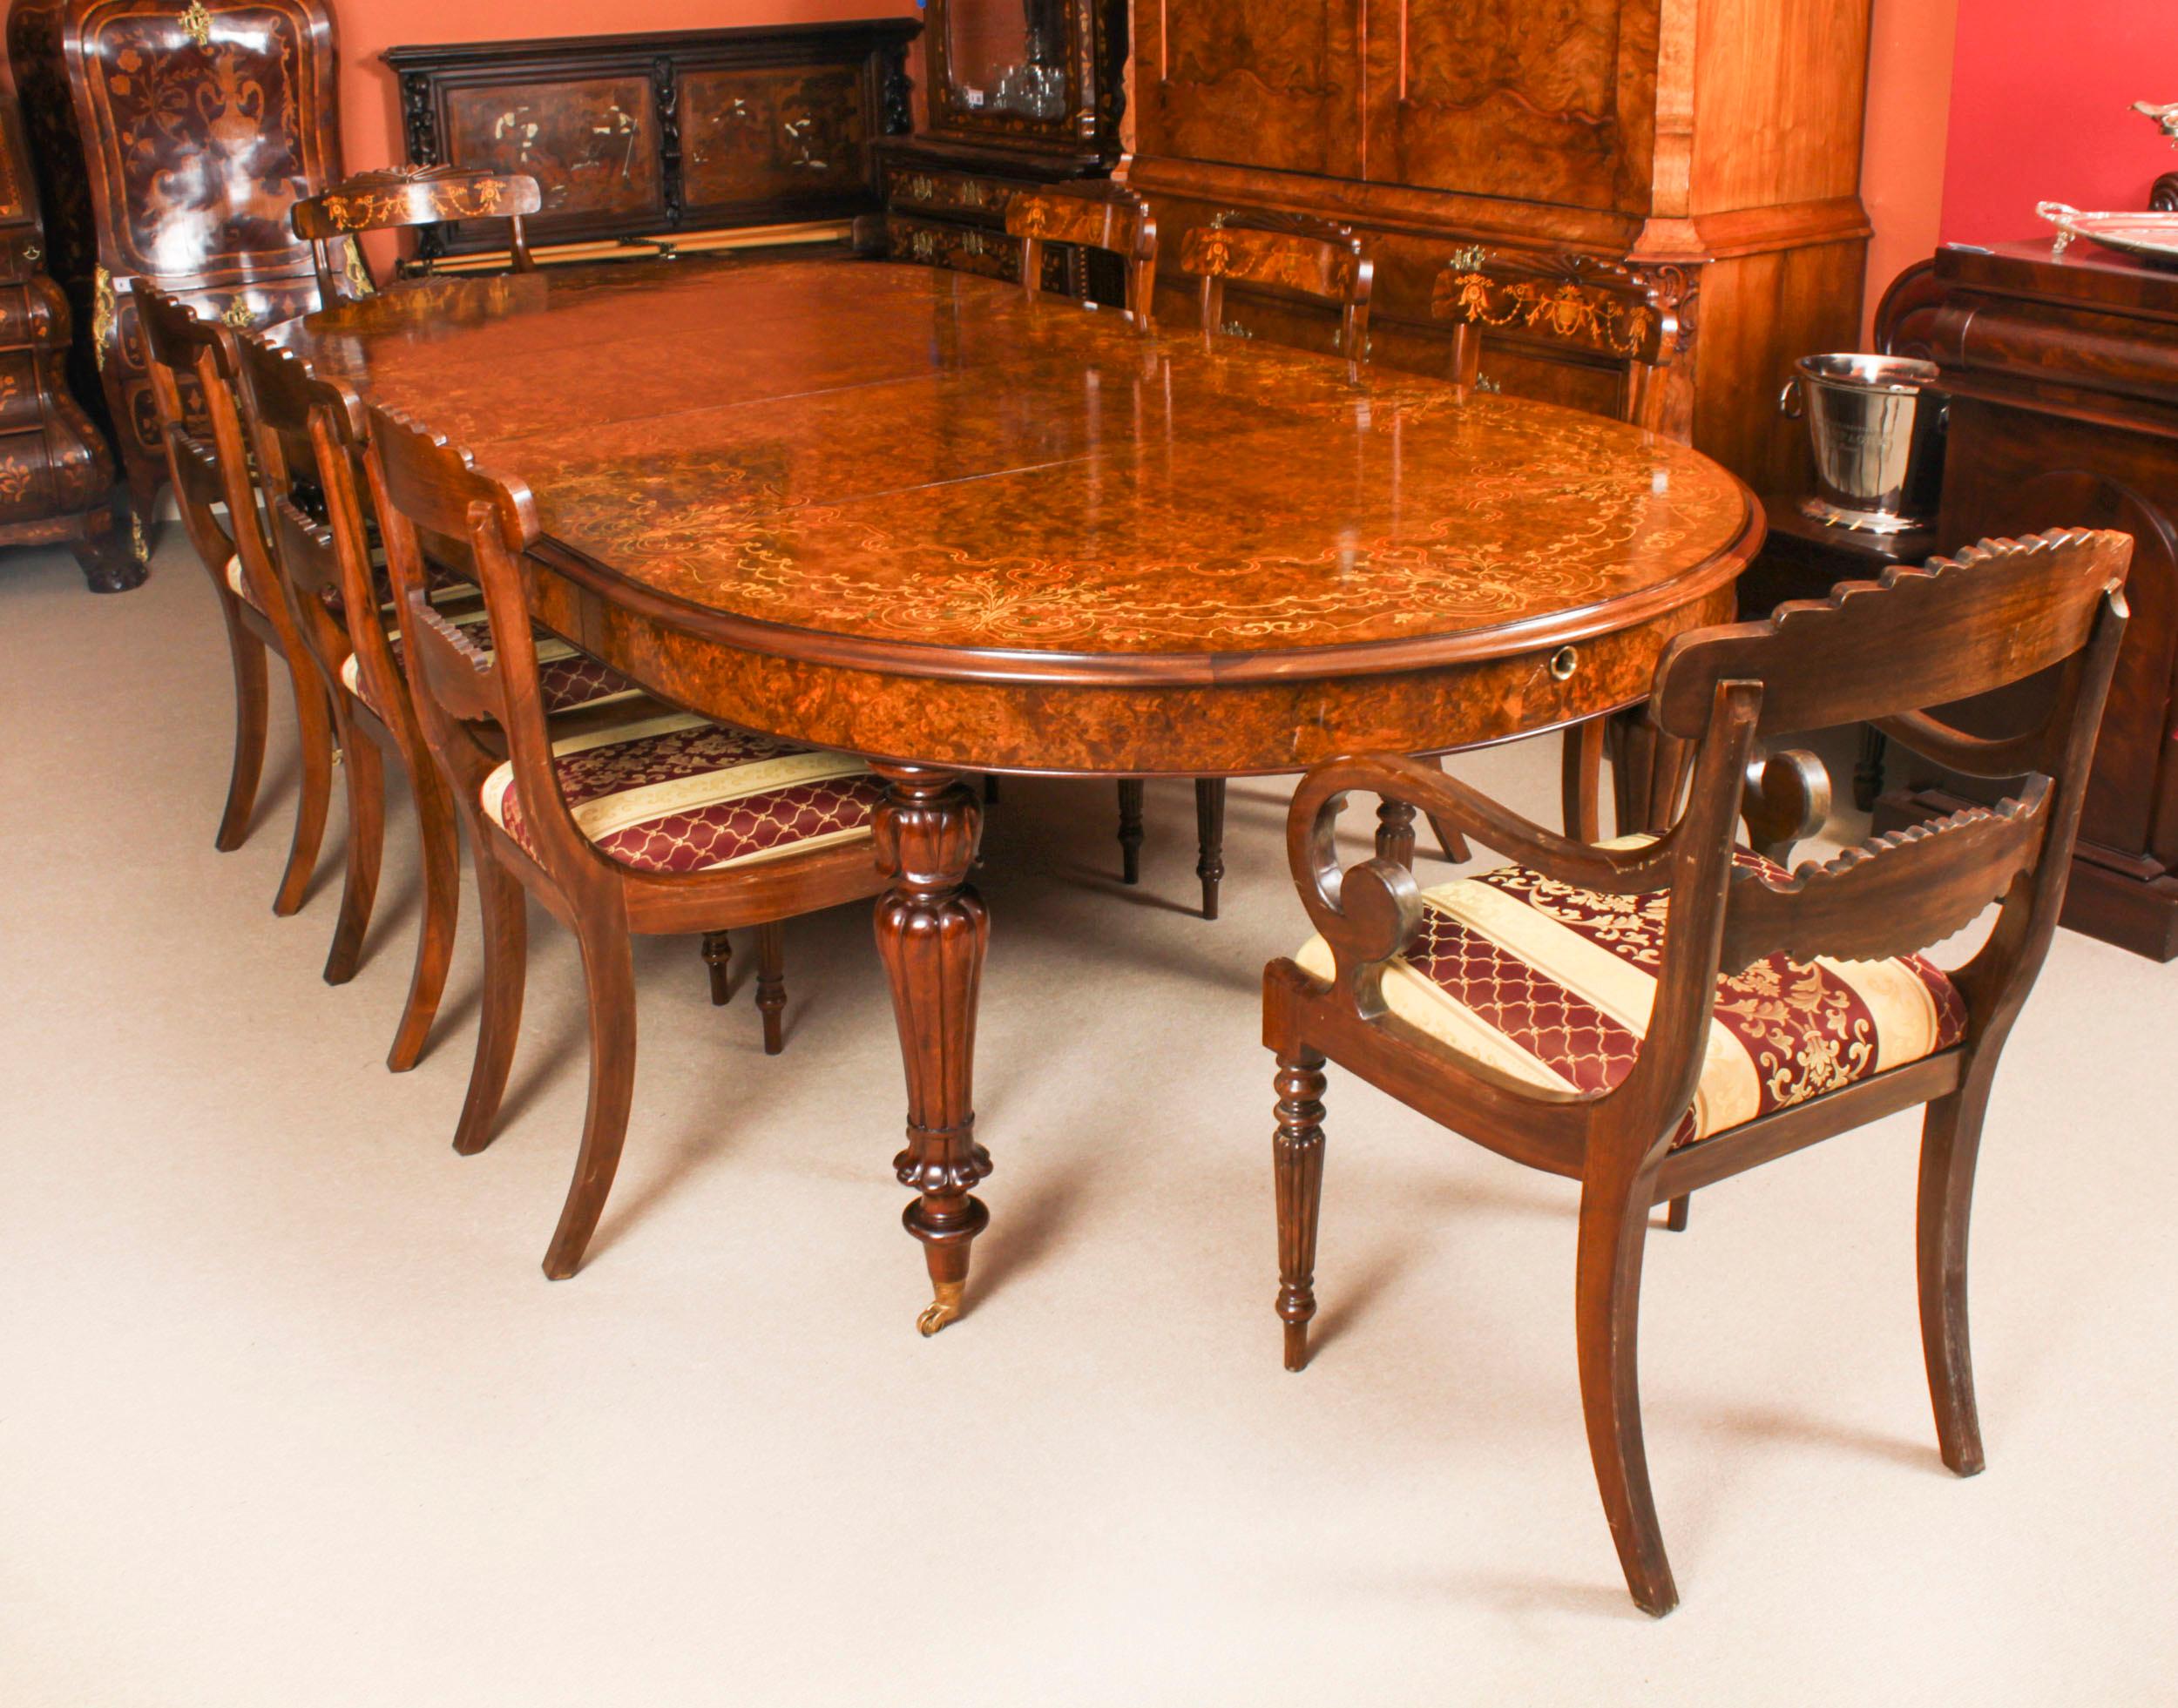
[
  {"xmin": 452, "ymin": 842, "xmax": 528, "ymax": 1157},
  {"xmin": 272, "ymin": 665, "xmax": 337, "ymax": 918},
  {"xmin": 1575, "ymin": 1166, "xmax": 1677, "ymax": 1616},
  {"xmin": 1423, "ymin": 755, "xmax": 1471, "ymax": 861},
  {"xmin": 702, "ymin": 930, "xmax": 733, "ymax": 1005},
  {"xmin": 323, "ymin": 720, "xmax": 384, "ymax": 987},
  {"xmin": 1195, "ymin": 778, "xmax": 1226, "ymax": 920},
  {"xmin": 756, "ymin": 921, "xmax": 787, "ymax": 1056},
  {"xmin": 1918, "ymin": 1074, "xmax": 1994, "ymax": 1476},
  {"xmin": 1273, "ymin": 1046, "xmax": 1329, "ymax": 1373},
  {"xmin": 215, "ymin": 605, "xmax": 268, "ymax": 852},
  {"xmin": 1562, "ymin": 717, "xmax": 1608, "ymax": 843},
  {"xmin": 543, "ymin": 908, "xmax": 638, "ymax": 1280},
  {"xmin": 1117, "ymin": 779, "xmax": 1145, "ymax": 884},
  {"xmin": 387, "ymin": 761, "xmax": 460, "ymax": 1073}
]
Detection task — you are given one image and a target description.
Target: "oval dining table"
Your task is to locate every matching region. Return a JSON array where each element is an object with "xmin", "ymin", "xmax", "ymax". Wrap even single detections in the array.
[{"xmin": 270, "ymin": 256, "xmax": 1762, "ymax": 1334}]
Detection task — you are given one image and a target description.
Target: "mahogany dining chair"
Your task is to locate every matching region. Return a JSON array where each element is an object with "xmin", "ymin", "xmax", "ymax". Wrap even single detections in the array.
[
  {"xmin": 231, "ymin": 334, "xmax": 645, "ymax": 1068},
  {"xmin": 364, "ymin": 405, "xmax": 892, "ymax": 1278},
  {"xmin": 1263, "ymin": 529, "xmax": 2132, "ymax": 1614},
  {"xmin": 291, "ymin": 165, "xmax": 544, "ymax": 307},
  {"xmin": 136, "ymin": 287, "xmax": 335, "ymax": 919}
]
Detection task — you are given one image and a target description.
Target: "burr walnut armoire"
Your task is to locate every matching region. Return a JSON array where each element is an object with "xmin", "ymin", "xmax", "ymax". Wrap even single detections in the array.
[
  {"xmin": 8, "ymin": 0, "xmax": 343, "ymax": 570},
  {"xmin": 1126, "ymin": 1, "xmax": 1877, "ymax": 491}
]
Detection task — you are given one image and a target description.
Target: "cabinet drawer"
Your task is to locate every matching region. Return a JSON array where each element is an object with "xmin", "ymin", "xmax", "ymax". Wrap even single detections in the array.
[
  {"xmin": 0, "ymin": 349, "xmax": 44, "ymax": 431},
  {"xmin": 885, "ymin": 213, "xmax": 1019, "ymax": 283},
  {"xmin": 884, "ymin": 165, "xmax": 1018, "ymax": 221},
  {"xmin": 0, "ymin": 428, "xmax": 56, "ymax": 523}
]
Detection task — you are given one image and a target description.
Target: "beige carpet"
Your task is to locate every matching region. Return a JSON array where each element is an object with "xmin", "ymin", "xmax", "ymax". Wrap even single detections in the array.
[{"xmin": 4, "ymin": 537, "xmax": 2174, "ymax": 1706}]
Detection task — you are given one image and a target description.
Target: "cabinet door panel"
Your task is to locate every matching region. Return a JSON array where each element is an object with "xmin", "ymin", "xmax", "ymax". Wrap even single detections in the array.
[
  {"xmin": 1362, "ymin": 0, "xmax": 1656, "ymax": 213},
  {"xmin": 1136, "ymin": 1, "xmax": 1363, "ymax": 179}
]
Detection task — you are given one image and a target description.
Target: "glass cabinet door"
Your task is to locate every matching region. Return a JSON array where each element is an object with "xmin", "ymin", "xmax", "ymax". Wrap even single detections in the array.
[{"xmin": 944, "ymin": 0, "xmax": 1069, "ymax": 122}]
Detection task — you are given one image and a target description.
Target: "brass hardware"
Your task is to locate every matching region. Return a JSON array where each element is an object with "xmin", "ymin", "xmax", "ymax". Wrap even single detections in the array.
[
  {"xmin": 91, "ymin": 267, "xmax": 114, "ymax": 370},
  {"xmin": 1548, "ymin": 645, "xmax": 1579, "ymax": 681},
  {"xmin": 221, "ymin": 297, "xmax": 254, "ymax": 329},
  {"xmin": 179, "ymin": 0, "xmax": 213, "ymax": 50},
  {"xmin": 23, "ymin": 242, "xmax": 39, "ymax": 262}
]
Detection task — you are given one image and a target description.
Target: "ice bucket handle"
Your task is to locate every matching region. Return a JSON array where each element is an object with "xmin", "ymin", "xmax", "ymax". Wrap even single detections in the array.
[{"xmin": 1778, "ymin": 374, "xmax": 1804, "ymax": 420}]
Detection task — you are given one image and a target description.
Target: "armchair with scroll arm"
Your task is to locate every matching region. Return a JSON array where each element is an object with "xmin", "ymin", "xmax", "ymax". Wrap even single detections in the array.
[{"xmin": 1260, "ymin": 530, "xmax": 2133, "ymax": 1616}]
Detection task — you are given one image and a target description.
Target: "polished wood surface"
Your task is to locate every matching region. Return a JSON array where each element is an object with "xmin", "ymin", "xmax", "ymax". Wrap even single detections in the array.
[
  {"xmin": 1875, "ymin": 241, "xmax": 2178, "ymax": 960},
  {"xmin": 9, "ymin": 0, "xmax": 344, "ymax": 558},
  {"xmin": 1268, "ymin": 530, "xmax": 2133, "ymax": 1612},
  {"xmin": 271, "ymin": 257, "xmax": 1759, "ymax": 1330},
  {"xmin": 1126, "ymin": 0, "xmax": 1876, "ymax": 494}
]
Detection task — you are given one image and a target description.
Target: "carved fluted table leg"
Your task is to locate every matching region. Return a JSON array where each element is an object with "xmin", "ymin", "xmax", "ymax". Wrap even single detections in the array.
[{"xmin": 872, "ymin": 764, "xmax": 992, "ymax": 1336}]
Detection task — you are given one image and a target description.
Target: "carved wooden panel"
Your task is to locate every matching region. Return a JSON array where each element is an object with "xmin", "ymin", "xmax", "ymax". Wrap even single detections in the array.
[
  {"xmin": 443, "ymin": 76, "xmax": 660, "ymax": 226},
  {"xmin": 680, "ymin": 64, "xmax": 866, "ymax": 210}
]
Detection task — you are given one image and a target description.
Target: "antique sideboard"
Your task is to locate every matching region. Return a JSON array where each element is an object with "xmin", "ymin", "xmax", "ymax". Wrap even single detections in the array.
[
  {"xmin": 0, "ymin": 48, "xmax": 115, "ymax": 587},
  {"xmin": 1876, "ymin": 240, "xmax": 2178, "ymax": 961},
  {"xmin": 877, "ymin": 0, "xmax": 1126, "ymax": 298},
  {"xmin": 1125, "ymin": 0, "xmax": 1878, "ymax": 492},
  {"xmin": 8, "ymin": 0, "xmax": 344, "ymax": 566},
  {"xmin": 384, "ymin": 24, "xmax": 918, "ymax": 272}
]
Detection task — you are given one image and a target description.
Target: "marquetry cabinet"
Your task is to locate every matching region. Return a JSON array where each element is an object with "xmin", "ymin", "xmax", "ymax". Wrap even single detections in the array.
[
  {"xmin": 1127, "ymin": 0, "xmax": 1878, "ymax": 491},
  {"xmin": 878, "ymin": 0, "xmax": 1126, "ymax": 300},
  {"xmin": 0, "ymin": 51, "xmax": 116, "ymax": 587},
  {"xmin": 8, "ymin": 0, "xmax": 342, "ymax": 564}
]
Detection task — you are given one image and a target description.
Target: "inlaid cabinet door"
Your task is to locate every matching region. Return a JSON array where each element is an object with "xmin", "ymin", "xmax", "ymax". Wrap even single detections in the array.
[
  {"xmin": 1359, "ymin": 0, "xmax": 1659, "ymax": 213},
  {"xmin": 439, "ymin": 73, "xmax": 665, "ymax": 235},
  {"xmin": 1134, "ymin": 1, "xmax": 1363, "ymax": 179}
]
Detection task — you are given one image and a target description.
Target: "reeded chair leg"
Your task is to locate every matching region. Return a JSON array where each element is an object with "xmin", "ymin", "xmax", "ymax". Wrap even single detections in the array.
[
  {"xmin": 387, "ymin": 762, "xmax": 460, "ymax": 1073},
  {"xmin": 323, "ymin": 721, "xmax": 384, "ymax": 987},
  {"xmin": 1665, "ymin": 1195, "xmax": 1690, "ymax": 1232},
  {"xmin": 983, "ymin": 774, "xmax": 1000, "ymax": 804},
  {"xmin": 756, "ymin": 921, "xmax": 787, "ymax": 1056},
  {"xmin": 1562, "ymin": 717, "xmax": 1608, "ymax": 842},
  {"xmin": 1273, "ymin": 1046, "xmax": 1329, "ymax": 1373},
  {"xmin": 1422, "ymin": 756, "xmax": 1471, "ymax": 862},
  {"xmin": 215, "ymin": 604, "xmax": 269, "ymax": 852},
  {"xmin": 1575, "ymin": 1168, "xmax": 1677, "ymax": 1616},
  {"xmin": 1918, "ymin": 1075, "xmax": 1993, "ymax": 1477},
  {"xmin": 452, "ymin": 841, "xmax": 528, "ymax": 1157},
  {"xmin": 702, "ymin": 930, "xmax": 733, "ymax": 1005},
  {"xmin": 271, "ymin": 665, "xmax": 337, "ymax": 917},
  {"xmin": 1116, "ymin": 779, "xmax": 1145, "ymax": 884},
  {"xmin": 543, "ymin": 910, "xmax": 639, "ymax": 1279},
  {"xmin": 1195, "ymin": 778, "xmax": 1226, "ymax": 920}
]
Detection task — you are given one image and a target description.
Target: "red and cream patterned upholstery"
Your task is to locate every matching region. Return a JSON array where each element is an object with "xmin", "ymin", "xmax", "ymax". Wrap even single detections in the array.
[
  {"xmin": 480, "ymin": 711, "xmax": 883, "ymax": 874},
  {"xmin": 335, "ymin": 600, "xmax": 640, "ymax": 723},
  {"xmin": 1295, "ymin": 840, "xmax": 1967, "ymax": 1147}
]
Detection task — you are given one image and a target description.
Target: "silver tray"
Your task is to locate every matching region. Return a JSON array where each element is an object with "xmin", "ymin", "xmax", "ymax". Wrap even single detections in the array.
[{"xmin": 2036, "ymin": 201, "xmax": 2178, "ymax": 267}]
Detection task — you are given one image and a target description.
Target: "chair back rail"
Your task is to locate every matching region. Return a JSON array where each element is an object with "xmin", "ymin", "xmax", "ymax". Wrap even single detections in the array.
[
  {"xmin": 365, "ymin": 405, "xmax": 614, "ymax": 883},
  {"xmin": 1003, "ymin": 185, "xmax": 1156, "ymax": 325},
  {"xmin": 1654, "ymin": 532, "xmax": 2128, "ymax": 741},
  {"xmin": 1179, "ymin": 211, "xmax": 1372, "ymax": 358},
  {"xmin": 132, "ymin": 287, "xmax": 240, "ymax": 578},
  {"xmin": 292, "ymin": 167, "xmax": 544, "ymax": 305}
]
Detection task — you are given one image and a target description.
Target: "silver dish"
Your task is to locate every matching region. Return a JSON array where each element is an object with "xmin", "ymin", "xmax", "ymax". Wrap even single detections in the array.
[{"xmin": 2036, "ymin": 201, "xmax": 2178, "ymax": 267}]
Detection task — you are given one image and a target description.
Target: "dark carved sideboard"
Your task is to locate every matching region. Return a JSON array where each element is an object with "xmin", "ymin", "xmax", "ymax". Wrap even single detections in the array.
[
  {"xmin": 0, "ymin": 48, "xmax": 116, "ymax": 587},
  {"xmin": 8, "ymin": 0, "xmax": 343, "ymax": 569},
  {"xmin": 877, "ymin": 0, "xmax": 1125, "ymax": 296},
  {"xmin": 1876, "ymin": 240, "xmax": 2178, "ymax": 961},
  {"xmin": 1124, "ymin": 0, "xmax": 1879, "ymax": 494},
  {"xmin": 384, "ymin": 23, "xmax": 918, "ymax": 271}
]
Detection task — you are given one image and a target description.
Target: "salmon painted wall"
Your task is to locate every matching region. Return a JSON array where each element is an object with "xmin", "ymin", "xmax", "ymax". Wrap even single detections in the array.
[
  {"xmin": 1940, "ymin": 0, "xmax": 2178, "ymax": 247},
  {"xmin": 332, "ymin": 0, "xmax": 919, "ymax": 178},
  {"xmin": 1859, "ymin": 0, "xmax": 1958, "ymax": 339}
]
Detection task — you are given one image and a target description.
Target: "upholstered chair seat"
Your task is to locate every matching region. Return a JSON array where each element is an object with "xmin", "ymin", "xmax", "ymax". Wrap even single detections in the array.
[
  {"xmin": 480, "ymin": 711, "xmax": 883, "ymax": 874},
  {"xmin": 1296, "ymin": 839, "xmax": 1967, "ymax": 1149},
  {"xmin": 339, "ymin": 607, "xmax": 640, "ymax": 723}
]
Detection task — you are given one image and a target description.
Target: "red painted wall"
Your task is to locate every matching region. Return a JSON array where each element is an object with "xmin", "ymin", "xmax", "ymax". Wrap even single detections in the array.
[
  {"xmin": 1940, "ymin": 0, "xmax": 2178, "ymax": 246},
  {"xmin": 334, "ymin": 0, "xmax": 919, "ymax": 178}
]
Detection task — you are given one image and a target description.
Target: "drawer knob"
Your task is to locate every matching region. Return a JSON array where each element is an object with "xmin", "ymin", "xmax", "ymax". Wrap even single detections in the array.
[{"xmin": 1549, "ymin": 645, "xmax": 1579, "ymax": 682}]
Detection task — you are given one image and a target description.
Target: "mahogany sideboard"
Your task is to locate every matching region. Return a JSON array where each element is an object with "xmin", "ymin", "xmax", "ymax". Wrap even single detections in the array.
[
  {"xmin": 1126, "ymin": 0, "xmax": 1878, "ymax": 493},
  {"xmin": 1877, "ymin": 240, "xmax": 2178, "ymax": 961},
  {"xmin": 8, "ymin": 0, "xmax": 344, "ymax": 569},
  {"xmin": 385, "ymin": 23, "xmax": 918, "ymax": 273}
]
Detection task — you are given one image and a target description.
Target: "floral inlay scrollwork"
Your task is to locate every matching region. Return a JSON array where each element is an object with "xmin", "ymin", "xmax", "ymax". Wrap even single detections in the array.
[{"xmin": 1434, "ymin": 270, "xmax": 1657, "ymax": 358}]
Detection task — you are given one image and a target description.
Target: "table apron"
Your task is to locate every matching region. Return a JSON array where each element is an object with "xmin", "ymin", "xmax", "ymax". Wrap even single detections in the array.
[{"xmin": 530, "ymin": 570, "xmax": 1735, "ymax": 776}]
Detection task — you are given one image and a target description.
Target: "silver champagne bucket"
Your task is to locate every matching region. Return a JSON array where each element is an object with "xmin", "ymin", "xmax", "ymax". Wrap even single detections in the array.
[{"xmin": 1778, "ymin": 354, "xmax": 1946, "ymax": 533}]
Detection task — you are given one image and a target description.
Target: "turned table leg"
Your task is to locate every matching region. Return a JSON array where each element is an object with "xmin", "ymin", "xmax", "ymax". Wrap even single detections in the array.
[{"xmin": 872, "ymin": 764, "xmax": 992, "ymax": 1336}]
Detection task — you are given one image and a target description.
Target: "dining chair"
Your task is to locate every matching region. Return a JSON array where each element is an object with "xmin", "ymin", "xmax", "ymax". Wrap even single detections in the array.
[
  {"xmin": 136, "ymin": 286, "xmax": 335, "ymax": 918},
  {"xmin": 1004, "ymin": 181, "xmax": 1157, "ymax": 325},
  {"xmin": 1432, "ymin": 251, "xmax": 1689, "ymax": 849},
  {"xmin": 232, "ymin": 333, "xmax": 646, "ymax": 1069},
  {"xmin": 364, "ymin": 403, "xmax": 892, "ymax": 1278},
  {"xmin": 1262, "ymin": 528, "xmax": 2132, "ymax": 1615},
  {"xmin": 291, "ymin": 165, "xmax": 544, "ymax": 306}
]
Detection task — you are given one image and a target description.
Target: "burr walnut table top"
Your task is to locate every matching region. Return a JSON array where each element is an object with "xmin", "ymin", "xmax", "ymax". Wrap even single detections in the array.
[{"xmin": 272, "ymin": 258, "xmax": 1761, "ymax": 774}]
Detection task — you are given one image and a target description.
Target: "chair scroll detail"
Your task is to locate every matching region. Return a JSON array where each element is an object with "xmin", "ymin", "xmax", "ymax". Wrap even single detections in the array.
[{"xmin": 1262, "ymin": 528, "xmax": 2134, "ymax": 1616}]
